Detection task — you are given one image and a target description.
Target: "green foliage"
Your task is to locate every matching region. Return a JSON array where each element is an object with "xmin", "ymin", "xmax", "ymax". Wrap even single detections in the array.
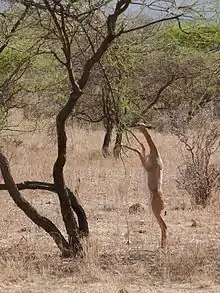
[
  {"xmin": 0, "ymin": 48, "xmax": 24, "ymax": 84},
  {"xmin": 163, "ymin": 21, "xmax": 220, "ymax": 51},
  {"xmin": 136, "ymin": 19, "xmax": 219, "ymax": 126},
  {"xmin": 1, "ymin": 1, "xmax": 219, "ymax": 128},
  {"xmin": 103, "ymin": 39, "xmax": 142, "ymax": 126}
]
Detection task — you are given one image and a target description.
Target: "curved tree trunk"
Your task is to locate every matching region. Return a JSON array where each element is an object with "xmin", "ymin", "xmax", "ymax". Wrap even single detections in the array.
[
  {"xmin": 32, "ymin": 0, "xmax": 126, "ymax": 257},
  {"xmin": 0, "ymin": 180, "xmax": 89, "ymax": 237},
  {"xmin": 0, "ymin": 153, "xmax": 71, "ymax": 257},
  {"xmin": 53, "ymin": 91, "xmax": 83, "ymax": 257}
]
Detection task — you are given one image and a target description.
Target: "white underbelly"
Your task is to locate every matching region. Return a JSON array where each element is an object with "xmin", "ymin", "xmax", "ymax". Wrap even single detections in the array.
[{"xmin": 143, "ymin": 167, "xmax": 163, "ymax": 191}]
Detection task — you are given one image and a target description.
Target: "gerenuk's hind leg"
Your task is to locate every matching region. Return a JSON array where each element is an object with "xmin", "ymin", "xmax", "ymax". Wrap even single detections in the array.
[
  {"xmin": 154, "ymin": 213, "xmax": 167, "ymax": 249},
  {"xmin": 151, "ymin": 193, "xmax": 167, "ymax": 249}
]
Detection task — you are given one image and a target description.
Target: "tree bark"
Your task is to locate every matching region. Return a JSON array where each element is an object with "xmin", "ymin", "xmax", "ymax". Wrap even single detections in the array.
[
  {"xmin": 0, "ymin": 180, "xmax": 89, "ymax": 237},
  {"xmin": 113, "ymin": 130, "xmax": 123, "ymax": 158},
  {"xmin": 31, "ymin": 0, "xmax": 133, "ymax": 257},
  {"xmin": 53, "ymin": 91, "xmax": 83, "ymax": 257},
  {"xmin": 102, "ymin": 123, "xmax": 113, "ymax": 157},
  {"xmin": 0, "ymin": 153, "xmax": 71, "ymax": 257}
]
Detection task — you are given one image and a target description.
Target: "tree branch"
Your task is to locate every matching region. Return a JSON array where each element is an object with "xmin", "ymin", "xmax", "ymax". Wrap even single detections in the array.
[
  {"xmin": 142, "ymin": 73, "xmax": 175, "ymax": 114},
  {"xmin": 0, "ymin": 180, "xmax": 89, "ymax": 237},
  {"xmin": 74, "ymin": 112, "xmax": 105, "ymax": 123},
  {"xmin": 0, "ymin": 6, "xmax": 29, "ymax": 54},
  {"xmin": 0, "ymin": 153, "xmax": 71, "ymax": 257},
  {"xmin": 78, "ymin": 1, "xmax": 132, "ymax": 89},
  {"xmin": 121, "ymin": 14, "xmax": 183, "ymax": 34}
]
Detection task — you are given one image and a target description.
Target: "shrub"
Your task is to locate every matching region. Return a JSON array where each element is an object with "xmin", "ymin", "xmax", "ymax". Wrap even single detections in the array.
[{"xmin": 173, "ymin": 115, "xmax": 220, "ymax": 207}]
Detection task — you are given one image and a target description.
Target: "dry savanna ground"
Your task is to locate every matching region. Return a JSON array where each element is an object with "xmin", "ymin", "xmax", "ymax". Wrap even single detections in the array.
[{"xmin": 0, "ymin": 121, "xmax": 220, "ymax": 293}]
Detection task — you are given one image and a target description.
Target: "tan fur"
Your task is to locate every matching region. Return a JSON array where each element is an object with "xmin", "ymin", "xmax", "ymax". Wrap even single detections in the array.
[{"xmin": 136, "ymin": 123, "xmax": 167, "ymax": 249}]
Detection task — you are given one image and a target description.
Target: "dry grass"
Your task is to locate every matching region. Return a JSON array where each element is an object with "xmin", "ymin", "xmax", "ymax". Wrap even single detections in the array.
[{"xmin": 0, "ymin": 124, "xmax": 220, "ymax": 293}]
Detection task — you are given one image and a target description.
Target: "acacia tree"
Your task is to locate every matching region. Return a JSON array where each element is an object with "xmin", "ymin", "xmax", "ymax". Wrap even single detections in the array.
[
  {"xmin": 0, "ymin": 0, "xmax": 199, "ymax": 257},
  {"xmin": 101, "ymin": 33, "xmax": 179, "ymax": 156},
  {"xmin": 100, "ymin": 38, "xmax": 142, "ymax": 157},
  {"xmin": 0, "ymin": 3, "xmax": 89, "ymax": 258}
]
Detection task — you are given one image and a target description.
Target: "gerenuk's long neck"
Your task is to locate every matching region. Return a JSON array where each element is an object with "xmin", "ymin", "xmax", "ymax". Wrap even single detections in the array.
[{"xmin": 140, "ymin": 128, "xmax": 158, "ymax": 155}]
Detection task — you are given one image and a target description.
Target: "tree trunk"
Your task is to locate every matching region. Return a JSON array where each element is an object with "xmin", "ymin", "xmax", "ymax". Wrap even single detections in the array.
[
  {"xmin": 102, "ymin": 122, "xmax": 113, "ymax": 157},
  {"xmin": 53, "ymin": 91, "xmax": 83, "ymax": 257},
  {"xmin": 0, "ymin": 153, "xmax": 71, "ymax": 257},
  {"xmin": 0, "ymin": 180, "xmax": 89, "ymax": 237},
  {"xmin": 113, "ymin": 130, "xmax": 123, "ymax": 158}
]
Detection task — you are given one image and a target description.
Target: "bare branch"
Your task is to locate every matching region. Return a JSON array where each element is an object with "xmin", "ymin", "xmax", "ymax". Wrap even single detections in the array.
[
  {"xmin": 122, "ymin": 144, "xmax": 142, "ymax": 157},
  {"xmin": 121, "ymin": 14, "xmax": 183, "ymax": 34},
  {"xmin": 74, "ymin": 112, "xmax": 105, "ymax": 123},
  {"xmin": 142, "ymin": 73, "xmax": 175, "ymax": 114},
  {"xmin": 0, "ymin": 6, "xmax": 29, "ymax": 54}
]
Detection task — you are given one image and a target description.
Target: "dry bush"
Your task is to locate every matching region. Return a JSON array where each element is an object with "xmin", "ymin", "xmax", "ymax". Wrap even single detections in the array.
[{"xmin": 173, "ymin": 114, "xmax": 220, "ymax": 207}]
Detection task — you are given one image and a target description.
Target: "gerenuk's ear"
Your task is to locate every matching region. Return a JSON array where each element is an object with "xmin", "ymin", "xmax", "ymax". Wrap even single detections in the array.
[
  {"xmin": 136, "ymin": 122, "xmax": 154, "ymax": 130},
  {"xmin": 136, "ymin": 122, "xmax": 147, "ymax": 127}
]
